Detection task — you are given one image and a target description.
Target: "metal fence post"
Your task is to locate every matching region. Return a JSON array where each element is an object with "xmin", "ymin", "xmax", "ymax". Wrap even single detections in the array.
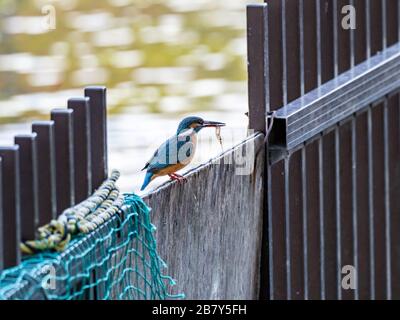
[
  {"xmin": 84, "ymin": 87, "xmax": 108, "ymax": 190},
  {"xmin": 0, "ymin": 158, "xmax": 3, "ymax": 270},
  {"xmin": 0, "ymin": 146, "xmax": 21, "ymax": 269},
  {"xmin": 14, "ymin": 134, "xmax": 39, "ymax": 242},
  {"xmin": 68, "ymin": 97, "xmax": 92, "ymax": 203},
  {"xmin": 51, "ymin": 109, "xmax": 75, "ymax": 213},
  {"xmin": 32, "ymin": 121, "xmax": 58, "ymax": 223},
  {"xmin": 247, "ymin": 4, "xmax": 268, "ymax": 133}
]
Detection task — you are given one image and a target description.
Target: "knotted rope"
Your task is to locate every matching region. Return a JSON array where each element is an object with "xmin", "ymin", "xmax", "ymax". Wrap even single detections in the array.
[{"xmin": 21, "ymin": 170, "xmax": 124, "ymax": 254}]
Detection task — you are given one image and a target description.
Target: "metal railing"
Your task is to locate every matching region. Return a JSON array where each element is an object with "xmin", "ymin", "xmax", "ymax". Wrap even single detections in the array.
[
  {"xmin": 2, "ymin": 0, "xmax": 400, "ymax": 300},
  {"xmin": 247, "ymin": 0, "xmax": 400, "ymax": 300},
  {"xmin": 0, "ymin": 87, "xmax": 108, "ymax": 271},
  {"xmin": 0, "ymin": 83, "xmax": 266, "ymax": 299}
]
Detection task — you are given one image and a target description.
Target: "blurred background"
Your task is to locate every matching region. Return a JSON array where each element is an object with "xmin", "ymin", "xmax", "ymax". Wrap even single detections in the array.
[{"xmin": 0, "ymin": 0, "xmax": 255, "ymax": 192}]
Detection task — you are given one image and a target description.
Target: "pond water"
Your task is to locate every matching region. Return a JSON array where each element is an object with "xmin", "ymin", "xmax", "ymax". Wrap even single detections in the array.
[{"xmin": 0, "ymin": 0, "xmax": 255, "ymax": 192}]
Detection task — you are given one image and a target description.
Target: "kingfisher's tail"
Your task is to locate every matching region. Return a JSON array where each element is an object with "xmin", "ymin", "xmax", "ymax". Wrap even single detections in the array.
[{"xmin": 140, "ymin": 171, "xmax": 154, "ymax": 191}]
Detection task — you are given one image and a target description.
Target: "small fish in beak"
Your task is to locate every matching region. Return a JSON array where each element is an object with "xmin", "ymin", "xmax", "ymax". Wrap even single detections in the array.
[
  {"xmin": 215, "ymin": 126, "xmax": 223, "ymax": 151},
  {"xmin": 201, "ymin": 120, "xmax": 225, "ymax": 151}
]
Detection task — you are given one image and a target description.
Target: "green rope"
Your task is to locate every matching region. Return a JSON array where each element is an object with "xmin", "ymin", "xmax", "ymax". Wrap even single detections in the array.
[
  {"xmin": 21, "ymin": 170, "xmax": 123, "ymax": 254},
  {"xmin": 0, "ymin": 188, "xmax": 184, "ymax": 300}
]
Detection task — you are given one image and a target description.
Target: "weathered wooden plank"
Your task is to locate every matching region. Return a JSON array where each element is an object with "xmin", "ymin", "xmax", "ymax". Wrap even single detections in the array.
[{"xmin": 143, "ymin": 134, "xmax": 265, "ymax": 299}]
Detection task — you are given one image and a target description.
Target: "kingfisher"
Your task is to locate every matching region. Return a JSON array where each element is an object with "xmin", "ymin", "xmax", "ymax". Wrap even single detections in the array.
[{"xmin": 140, "ymin": 116, "xmax": 225, "ymax": 191}]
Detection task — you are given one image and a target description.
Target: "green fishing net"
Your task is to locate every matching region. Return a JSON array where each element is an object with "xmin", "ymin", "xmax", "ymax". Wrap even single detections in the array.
[{"xmin": 0, "ymin": 193, "xmax": 183, "ymax": 300}]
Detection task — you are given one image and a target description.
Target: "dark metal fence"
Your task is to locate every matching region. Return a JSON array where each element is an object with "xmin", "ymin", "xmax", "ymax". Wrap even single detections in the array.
[
  {"xmin": 0, "ymin": 84, "xmax": 266, "ymax": 299},
  {"xmin": 0, "ymin": 87, "xmax": 108, "ymax": 271},
  {"xmin": 2, "ymin": 0, "xmax": 400, "ymax": 300},
  {"xmin": 247, "ymin": 0, "xmax": 400, "ymax": 300}
]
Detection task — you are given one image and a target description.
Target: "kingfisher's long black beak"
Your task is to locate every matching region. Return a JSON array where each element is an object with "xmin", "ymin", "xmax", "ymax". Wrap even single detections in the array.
[{"xmin": 202, "ymin": 120, "xmax": 226, "ymax": 128}]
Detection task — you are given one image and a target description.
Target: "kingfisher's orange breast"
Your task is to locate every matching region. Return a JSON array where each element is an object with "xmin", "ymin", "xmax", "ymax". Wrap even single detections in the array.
[
  {"xmin": 153, "ymin": 163, "xmax": 187, "ymax": 178},
  {"xmin": 152, "ymin": 130, "xmax": 197, "ymax": 178}
]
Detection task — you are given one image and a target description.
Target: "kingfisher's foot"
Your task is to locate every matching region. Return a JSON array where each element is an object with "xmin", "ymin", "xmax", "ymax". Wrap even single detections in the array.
[
  {"xmin": 173, "ymin": 173, "xmax": 186, "ymax": 180},
  {"xmin": 168, "ymin": 173, "xmax": 187, "ymax": 184}
]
